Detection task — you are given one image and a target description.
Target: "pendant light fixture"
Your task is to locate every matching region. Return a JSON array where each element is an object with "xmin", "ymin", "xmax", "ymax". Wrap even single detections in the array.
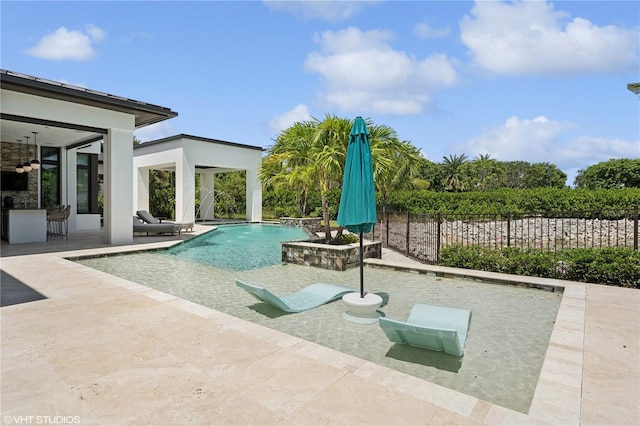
[
  {"xmin": 15, "ymin": 139, "xmax": 24, "ymax": 173},
  {"xmin": 22, "ymin": 136, "xmax": 32, "ymax": 172},
  {"xmin": 30, "ymin": 131, "xmax": 41, "ymax": 170}
]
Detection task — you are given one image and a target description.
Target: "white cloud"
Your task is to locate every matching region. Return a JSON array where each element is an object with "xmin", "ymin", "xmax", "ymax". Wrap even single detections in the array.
[
  {"xmin": 85, "ymin": 24, "xmax": 106, "ymax": 42},
  {"xmin": 263, "ymin": 1, "xmax": 377, "ymax": 22},
  {"xmin": 454, "ymin": 116, "xmax": 571, "ymax": 162},
  {"xmin": 453, "ymin": 115, "xmax": 639, "ymax": 173},
  {"xmin": 460, "ymin": 0, "xmax": 640, "ymax": 75},
  {"xmin": 27, "ymin": 25, "xmax": 106, "ymax": 61},
  {"xmin": 305, "ymin": 27, "xmax": 459, "ymax": 115},
  {"xmin": 268, "ymin": 104, "xmax": 312, "ymax": 133},
  {"xmin": 134, "ymin": 122, "xmax": 174, "ymax": 142},
  {"xmin": 555, "ymin": 136, "xmax": 640, "ymax": 168},
  {"xmin": 413, "ymin": 22, "xmax": 450, "ymax": 39}
]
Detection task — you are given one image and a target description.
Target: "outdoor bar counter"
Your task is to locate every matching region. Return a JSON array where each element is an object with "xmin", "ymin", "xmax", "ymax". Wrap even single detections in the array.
[{"xmin": 1, "ymin": 208, "xmax": 47, "ymax": 244}]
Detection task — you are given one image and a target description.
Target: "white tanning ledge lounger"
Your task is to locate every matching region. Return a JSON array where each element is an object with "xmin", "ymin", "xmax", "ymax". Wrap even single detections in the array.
[
  {"xmin": 235, "ymin": 279, "xmax": 356, "ymax": 313},
  {"xmin": 379, "ymin": 303, "xmax": 472, "ymax": 356}
]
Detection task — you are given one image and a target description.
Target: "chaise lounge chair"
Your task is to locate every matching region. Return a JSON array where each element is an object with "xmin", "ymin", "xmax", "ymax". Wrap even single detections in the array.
[
  {"xmin": 379, "ymin": 303, "xmax": 472, "ymax": 356},
  {"xmin": 136, "ymin": 210, "xmax": 194, "ymax": 233},
  {"xmin": 133, "ymin": 216, "xmax": 182, "ymax": 236},
  {"xmin": 235, "ymin": 279, "xmax": 356, "ymax": 313}
]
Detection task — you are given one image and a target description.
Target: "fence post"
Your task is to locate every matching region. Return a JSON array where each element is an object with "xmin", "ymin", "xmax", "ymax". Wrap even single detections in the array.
[
  {"xmin": 406, "ymin": 211, "xmax": 410, "ymax": 256},
  {"xmin": 385, "ymin": 210, "xmax": 389, "ymax": 247},
  {"xmin": 506, "ymin": 211, "xmax": 511, "ymax": 248},
  {"xmin": 634, "ymin": 205, "xmax": 638, "ymax": 251},
  {"xmin": 436, "ymin": 213, "xmax": 442, "ymax": 263}
]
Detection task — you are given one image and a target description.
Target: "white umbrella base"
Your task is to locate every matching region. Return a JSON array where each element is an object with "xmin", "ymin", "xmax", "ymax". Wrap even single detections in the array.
[{"xmin": 341, "ymin": 292, "xmax": 383, "ymax": 324}]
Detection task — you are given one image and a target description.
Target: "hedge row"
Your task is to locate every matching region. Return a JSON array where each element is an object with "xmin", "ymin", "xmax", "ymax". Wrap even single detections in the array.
[
  {"xmin": 384, "ymin": 188, "xmax": 640, "ymax": 216},
  {"xmin": 262, "ymin": 187, "xmax": 640, "ymax": 220},
  {"xmin": 437, "ymin": 246, "xmax": 640, "ymax": 288}
]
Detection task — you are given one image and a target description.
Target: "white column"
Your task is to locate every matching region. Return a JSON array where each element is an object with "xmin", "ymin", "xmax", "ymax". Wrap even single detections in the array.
[
  {"xmin": 200, "ymin": 170, "xmax": 215, "ymax": 220},
  {"xmin": 103, "ymin": 128, "xmax": 133, "ymax": 244},
  {"xmin": 246, "ymin": 168, "xmax": 262, "ymax": 222},
  {"xmin": 135, "ymin": 167, "xmax": 150, "ymax": 213},
  {"xmin": 176, "ymin": 154, "xmax": 195, "ymax": 223},
  {"xmin": 59, "ymin": 144, "xmax": 69, "ymax": 210},
  {"xmin": 65, "ymin": 148, "xmax": 78, "ymax": 233}
]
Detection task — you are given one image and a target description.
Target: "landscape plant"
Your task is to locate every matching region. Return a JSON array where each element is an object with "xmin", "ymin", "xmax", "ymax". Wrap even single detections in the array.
[
  {"xmin": 259, "ymin": 115, "xmax": 422, "ymax": 242},
  {"xmin": 438, "ymin": 245, "xmax": 640, "ymax": 287}
]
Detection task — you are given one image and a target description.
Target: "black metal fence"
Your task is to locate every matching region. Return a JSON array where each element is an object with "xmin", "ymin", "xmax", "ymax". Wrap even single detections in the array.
[{"xmin": 366, "ymin": 206, "xmax": 639, "ymax": 264}]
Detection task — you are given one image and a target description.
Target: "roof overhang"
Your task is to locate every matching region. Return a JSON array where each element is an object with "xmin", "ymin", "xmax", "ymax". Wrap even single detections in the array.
[{"xmin": 1, "ymin": 69, "xmax": 178, "ymax": 148}]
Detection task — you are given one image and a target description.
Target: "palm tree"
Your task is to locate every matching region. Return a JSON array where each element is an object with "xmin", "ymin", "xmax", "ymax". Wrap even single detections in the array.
[
  {"xmin": 370, "ymin": 128, "xmax": 422, "ymax": 211},
  {"xmin": 441, "ymin": 153, "xmax": 468, "ymax": 192},
  {"xmin": 260, "ymin": 115, "xmax": 350, "ymax": 241},
  {"xmin": 261, "ymin": 115, "xmax": 422, "ymax": 242},
  {"xmin": 310, "ymin": 115, "xmax": 352, "ymax": 239},
  {"xmin": 260, "ymin": 121, "xmax": 317, "ymax": 216}
]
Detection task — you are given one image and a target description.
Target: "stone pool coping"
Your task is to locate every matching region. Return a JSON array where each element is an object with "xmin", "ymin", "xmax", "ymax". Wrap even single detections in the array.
[
  {"xmin": 365, "ymin": 258, "xmax": 639, "ymax": 425},
  {"xmin": 1, "ymin": 233, "xmax": 638, "ymax": 425}
]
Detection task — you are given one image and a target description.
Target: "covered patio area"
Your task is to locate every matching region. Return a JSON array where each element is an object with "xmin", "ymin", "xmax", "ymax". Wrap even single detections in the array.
[
  {"xmin": 1, "ymin": 69, "xmax": 178, "ymax": 245},
  {"xmin": 133, "ymin": 134, "xmax": 263, "ymax": 225}
]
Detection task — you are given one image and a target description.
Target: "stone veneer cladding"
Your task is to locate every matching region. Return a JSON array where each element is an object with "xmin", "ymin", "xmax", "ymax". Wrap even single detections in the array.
[
  {"xmin": 282, "ymin": 240, "xmax": 382, "ymax": 271},
  {"xmin": 0, "ymin": 141, "xmax": 39, "ymax": 204}
]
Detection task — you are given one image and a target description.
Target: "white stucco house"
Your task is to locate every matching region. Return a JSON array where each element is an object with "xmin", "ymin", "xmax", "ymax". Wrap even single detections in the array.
[{"xmin": 1, "ymin": 69, "xmax": 263, "ymax": 245}]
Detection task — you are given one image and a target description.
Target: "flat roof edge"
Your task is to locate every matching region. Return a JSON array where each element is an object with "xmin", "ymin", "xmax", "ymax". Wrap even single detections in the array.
[
  {"xmin": 1, "ymin": 69, "xmax": 178, "ymax": 119},
  {"xmin": 135, "ymin": 134, "xmax": 264, "ymax": 151}
]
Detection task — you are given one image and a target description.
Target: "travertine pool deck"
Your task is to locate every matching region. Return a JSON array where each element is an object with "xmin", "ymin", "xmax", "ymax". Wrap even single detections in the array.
[{"xmin": 1, "ymin": 228, "xmax": 638, "ymax": 425}]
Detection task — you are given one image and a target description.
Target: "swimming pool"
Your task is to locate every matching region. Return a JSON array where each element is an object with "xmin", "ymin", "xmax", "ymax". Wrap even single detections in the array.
[
  {"xmin": 166, "ymin": 223, "xmax": 310, "ymax": 270},
  {"xmin": 74, "ymin": 224, "xmax": 562, "ymax": 414}
]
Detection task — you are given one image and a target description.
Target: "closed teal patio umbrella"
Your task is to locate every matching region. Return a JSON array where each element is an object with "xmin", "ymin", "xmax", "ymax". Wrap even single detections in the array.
[{"xmin": 337, "ymin": 117, "xmax": 377, "ymax": 298}]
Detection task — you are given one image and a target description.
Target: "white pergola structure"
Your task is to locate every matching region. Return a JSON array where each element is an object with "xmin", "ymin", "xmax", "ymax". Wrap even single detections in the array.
[
  {"xmin": 1, "ymin": 69, "xmax": 177, "ymax": 244},
  {"xmin": 133, "ymin": 135, "xmax": 263, "ymax": 224}
]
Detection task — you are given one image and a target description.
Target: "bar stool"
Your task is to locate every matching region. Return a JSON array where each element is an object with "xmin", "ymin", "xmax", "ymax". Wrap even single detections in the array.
[{"xmin": 47, "ymin": 205, "xmax": 70, "ymax": 239}]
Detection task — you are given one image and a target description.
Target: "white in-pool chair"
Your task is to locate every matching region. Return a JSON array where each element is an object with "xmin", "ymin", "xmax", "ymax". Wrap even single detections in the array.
[
  {"xmin": 379, "ymin": 303, "xmax": 472, "ymax": 356},
  {"xmin": 235, "ymin": 280, "xmax": 356, "ymax": 313}
]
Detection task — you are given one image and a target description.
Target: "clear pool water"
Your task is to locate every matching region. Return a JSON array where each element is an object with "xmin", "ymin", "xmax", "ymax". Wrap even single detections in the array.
[
  {"xmin": 166, "ymin": 223, "xmax": 309, "ymax": 270},
  {"xmin": 74, "ymin": 224, "xmax": 562, "ymax": 414}
]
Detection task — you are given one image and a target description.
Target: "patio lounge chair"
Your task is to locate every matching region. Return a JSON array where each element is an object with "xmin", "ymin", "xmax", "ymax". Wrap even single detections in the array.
[
  {"xmin": 133, "ymin": 216, "xmax": 181, "ymax": 236},
  {"xmin": 136, "ymin": 210, "xmax": 193, "ymax": 234},
  {"xmin": 379, "ymin": 303, "xmax": 472, "ymax": 356},
  {"xmin": 235, "ymin": 279, "xmax": 356, "ymax": 313}
]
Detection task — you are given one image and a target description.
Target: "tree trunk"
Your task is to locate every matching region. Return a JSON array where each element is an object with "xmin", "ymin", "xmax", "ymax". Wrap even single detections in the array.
[
  {"xmin": 302, "ymin": 186, "xmax": 308, "ymax": 216},
  {"xmin": 321, "ymin": 190, "xmax": 331, "ymax": 243}
]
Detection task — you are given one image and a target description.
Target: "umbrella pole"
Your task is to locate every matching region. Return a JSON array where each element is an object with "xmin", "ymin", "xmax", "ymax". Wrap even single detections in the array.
[{"xmin": 359, "ymin": 230, "xmax": 364, "ymax": 298}]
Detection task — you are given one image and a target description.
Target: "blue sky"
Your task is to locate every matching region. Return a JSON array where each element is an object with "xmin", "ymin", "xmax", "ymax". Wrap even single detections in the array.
[{"xmin": 2, "ymin": 1, "xmax": 639, "ymax": 185}]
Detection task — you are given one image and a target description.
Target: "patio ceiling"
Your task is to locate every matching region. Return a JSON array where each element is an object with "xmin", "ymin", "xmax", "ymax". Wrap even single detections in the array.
[{"xmin": 0, "ymin": 118, "xmax": 101, "ymax": 149}]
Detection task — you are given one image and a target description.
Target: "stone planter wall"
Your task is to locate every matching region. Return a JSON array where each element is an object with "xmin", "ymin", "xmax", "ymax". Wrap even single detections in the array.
[{"xmin": 282, "ymin": 240, "xmax": 382, "ymax": 271}]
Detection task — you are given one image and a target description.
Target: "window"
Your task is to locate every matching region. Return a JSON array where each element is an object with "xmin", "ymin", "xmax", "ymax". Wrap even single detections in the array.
[
  {"xmin": 77, "ymin": 153, "xmax": 90, "ymax": 213},
  {"xmin": 40, "ymin": 147, "xmax": 60, "ymax": 208},
  {"xmin": 76, "ymin": 153, "xmax": 99, "ymax": 214}
]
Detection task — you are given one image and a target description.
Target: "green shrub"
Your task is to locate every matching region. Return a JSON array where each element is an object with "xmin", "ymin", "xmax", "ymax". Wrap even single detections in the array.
[
  {"xmin": 328, "ymin": 232, "xmax": 360, "ymax": 245},
  {"xmin": 262, "ymin": 187, "xmax": 639, "ymax": 220},
  {"xmin": 438, "ymin": 245, "xmax": 640, "ymax": 288},
  {"xmin": 385, "ymin": 188, "xmax": 640, "ymax": 217}
]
